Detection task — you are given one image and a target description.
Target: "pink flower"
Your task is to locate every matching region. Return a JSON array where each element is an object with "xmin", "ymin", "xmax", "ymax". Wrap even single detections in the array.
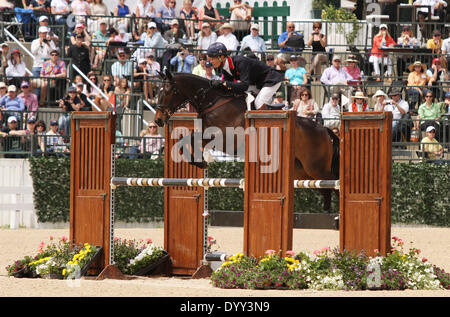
[
  {"xmin": 313, "ymin": 250, "xmax": 321, "ymax": 255},
  {"xmin": 286, "ymin": 250, "xmax": 296, "ymax": 257},
  {"xmin": 60, "ymin": 236, "xmax": 68, "ymax": 242},
  {"xmin": 113, "ymin": 237, "xmax": 120, "ymax": 241},
  {"xmin": 265, "ymin": 249, "xmax": 276, "ymax": 256},
  {"xmin": 321, "ymin": 246, "xmax": 330, "ymax": 252},
  {"xmin": 392, "ymin": 236, "xmax": 399, "ymax": 241},
  {"xmin": 146, "ymin": 238, "xmax": 152, "ymax": 244},
  {"xmin": 49, "ymin": 235, "xmax": 54, "ymax": 240},
  {"xmin": 374, "ymin": 249, "xmax": 379, "ymax": 254},
  {"xmin": 422, "ymin": 257, "xmax": 428, "ymax": 263}
]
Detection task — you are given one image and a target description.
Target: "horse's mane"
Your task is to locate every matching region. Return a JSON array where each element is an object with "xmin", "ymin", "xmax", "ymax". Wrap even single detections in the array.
[{"xmin": 173, "ymin": 72, "xmax": 211, "ymax": 88}]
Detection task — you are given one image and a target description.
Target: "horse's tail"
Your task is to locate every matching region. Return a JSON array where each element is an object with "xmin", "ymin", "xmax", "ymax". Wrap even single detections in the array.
[{"xmin": 326, "ymin": 128, "xmax": 340, "ymax": 180}]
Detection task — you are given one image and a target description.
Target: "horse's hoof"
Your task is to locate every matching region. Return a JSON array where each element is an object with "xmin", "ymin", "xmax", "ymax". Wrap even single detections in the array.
[{"xmin": 334, "ymin": 215, "xmax": 340, "ymax": 230}]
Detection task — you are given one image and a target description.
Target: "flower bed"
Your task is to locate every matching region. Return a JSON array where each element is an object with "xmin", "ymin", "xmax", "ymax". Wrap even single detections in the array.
[
  {"xmin": 211, "ymin": 237, "xmax": 450, "ymax": 291},
  {"xmin": 6, "ymin": 236, "xmax": 100, "ymax": 279},
  {"xmin": 113, "ymin": 237, "xmax": 167, "ymax": 276}
]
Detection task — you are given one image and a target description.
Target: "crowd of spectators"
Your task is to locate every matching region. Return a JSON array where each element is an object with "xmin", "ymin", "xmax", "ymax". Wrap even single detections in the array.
[{"xmin": 0, "ymin": 0, "xmax": 448, "ymax": 159}]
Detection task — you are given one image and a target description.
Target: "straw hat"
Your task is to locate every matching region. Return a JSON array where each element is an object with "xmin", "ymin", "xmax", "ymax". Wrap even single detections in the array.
[
  {"xmin": 219, "ymin": 23, "xmax": 234, "ymax": 32},
  {"xmin": 372, "ymin": 90, "xmax": 387, "ymax": 99},
  {"xmin": 351, "ymin": 91, "xmax": 368, "ymax": 100},
  {"xmin": 408, "ymin": 61, "xmax": 426, "ymax": 72},
  {"xmin": 345, "ymin": 55, "xmax": 359, "ymax": 63}
]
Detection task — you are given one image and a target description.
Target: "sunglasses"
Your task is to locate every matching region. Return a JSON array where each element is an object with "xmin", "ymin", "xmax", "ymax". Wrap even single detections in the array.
[
  {"xmin": 103, "ymin": 79, "xmax": 110, "ymax": 81},
  {"xmin": 90, "ymin": 77, "xmax": 97, "ymax": 81},
  {"xmin": 314, "ymin": 27, "xmax": 321, "ymax": 29},
  {"xmin": 149, "ymin": 126, "xmax": 157, "ymax": 128},
  {"xmin": 288, "ymin": 26, "xmax": 295, "ymax": 29},
  {"xmin": 266, "ymin": 58, "xmax": 274, "ymax": 61},
  {"xmin": 425, "ymin": 95, "xmax": 433, "ymax": 98},
  {"xmin": 50, "ymin": 53, "xmax": 59, "ymax": 56},
  {"xmin": 300, "ymin": 94, "xmax": 309, "ymax": 97}
]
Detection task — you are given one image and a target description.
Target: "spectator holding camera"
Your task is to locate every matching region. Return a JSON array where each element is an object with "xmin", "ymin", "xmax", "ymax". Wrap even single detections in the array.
[
  {"xmin": 170, "ymin": 47, "xmax": 195, "ymax": 73},
  {"xmin": 30, "ymin": 26, "xmax": 57, "ymax": 78},
  {"xmin": 67, "ymin": 33, "xmax": 91, "ymax": 81},
  {"xmin": 307, "ymin": 21, "xmax": 327, "ymax": 81}
]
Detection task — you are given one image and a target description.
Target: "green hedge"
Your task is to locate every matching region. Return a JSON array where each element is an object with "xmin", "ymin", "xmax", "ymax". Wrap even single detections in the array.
[{"xmin": 28, "ymin": 157, "xmax": 449, "ymax": 226}]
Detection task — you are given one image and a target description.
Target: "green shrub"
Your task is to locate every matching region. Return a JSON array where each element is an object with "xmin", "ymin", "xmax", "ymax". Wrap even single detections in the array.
[{"xmin": 28, "ymin": 157, "xmax": 449, "ymax": 226}]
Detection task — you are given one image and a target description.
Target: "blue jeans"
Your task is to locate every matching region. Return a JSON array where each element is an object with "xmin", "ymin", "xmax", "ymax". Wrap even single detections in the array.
[{"xmin": 32, "ymin": 67, "xmax": 41, "ymax": 98}]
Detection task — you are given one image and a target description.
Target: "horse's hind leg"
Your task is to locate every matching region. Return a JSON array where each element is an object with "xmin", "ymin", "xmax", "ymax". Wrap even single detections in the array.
[{"xmin": 317, "ymin": 188, "xmax": 332, "ymax": 213}]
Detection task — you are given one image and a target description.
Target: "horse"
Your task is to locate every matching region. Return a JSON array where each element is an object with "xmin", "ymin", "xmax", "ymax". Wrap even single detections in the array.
[{"xmin": 154, "ymin": 71, "xmax": 340, "ymax": 212}]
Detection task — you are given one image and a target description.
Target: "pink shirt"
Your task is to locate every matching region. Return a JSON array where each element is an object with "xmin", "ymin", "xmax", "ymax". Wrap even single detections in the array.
[
  {"xmin": 18, "ymin": 92, "xmax": 39, "ymax": 112},
  {"xmin": 71, "ymin": 0, "xmax": 90, "ymax": 15},
  {"xmin": 343, "ymin": 66, "xmax": 361, "ymax": 81}
]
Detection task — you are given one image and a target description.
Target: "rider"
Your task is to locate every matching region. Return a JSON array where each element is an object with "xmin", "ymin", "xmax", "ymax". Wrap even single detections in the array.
[{"xmin": 206, "ymin": 42, "xmax": 284, "ymax": 110}]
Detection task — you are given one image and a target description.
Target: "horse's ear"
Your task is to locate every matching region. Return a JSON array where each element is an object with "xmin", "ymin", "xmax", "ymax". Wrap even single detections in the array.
[{"xmin": 157, "ymin": 71, "xmax": 166, "ymax": 81}]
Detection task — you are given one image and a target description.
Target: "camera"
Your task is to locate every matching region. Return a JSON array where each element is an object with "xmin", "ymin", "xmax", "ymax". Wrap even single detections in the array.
[{"xmin": 43, "ymin": 38, "xmax": 48, "ymax": 43}]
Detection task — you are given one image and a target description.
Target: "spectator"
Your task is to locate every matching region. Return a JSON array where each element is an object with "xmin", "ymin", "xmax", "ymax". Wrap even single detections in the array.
[
  {"xmin": 116, "ymin": 24, "xmax": 133, "ymax": 43},
  {"xmin": 5, "ymin": 49, "xmax": 28, "ymax": 88},
  {"xmin": 266, "ymin": 54, "xmax": 275, "ymax": 68},
  {"xmin": 90, "ymin": 0, "xmax": 109, "ymax": 16},
  {"xmin": 67, "ymin": 34, "xmax": 91, "ymax": 80},
  {"xmin": 414, "ymin": 0, "xmax": 447, "ymax": 37},
  {"xmin": 192, "ymin": 53, "xmax": 208, "ymax": 76},
  {"xmin": 60, "ymin": 86, "xmax": 84, "ymax": 112},
  {"xmin": 38, "ymin": 16, "xmax": 59, "ymax": 45},
  {"xmin": 369, "ymin": 24, "xmax": 396, "ymax": 81},
  {"xmin": 284, "ymin": 55, "xmax": 308, "ymax": 102},
  {"xmin": 139, "ymin": 122, "xmax": 164, "ymax": 157},
  {"xmin": 114, "ymin": 77, "xmax": 131, "ymax": 110},
  {"xmin": 240, "ymin": 24, "xmax": 266, "ymax": 54},
  {"xmin": 406, "ymin": 61, "xmax": 430, "ymax": 109},
  {"xmin": 70, "ymin": 23, "xmax": 91, "ymax": 48},
  {"xmin": 442, "ymin": 29, "xmax": 450, "ymax": 71},
  {"xmin": 307, "ymin": 21, "xmax": 327, "ymax": 82},
  {"xmin": 94, "ymin": 74, "xmax": 115, "ymax": 111},
  {"xmin": 51, "ymin": 0, "xmax": 71, "ymax": 26},
  {"xmin": 180, "ymin": 0, "xmax": 197, "ymax": 40},
  {"xmin": 437, "ymin": 91, "xmax": 450, "ymax": 116},
  {"xmin": 271, "ymin": 91, "xmax": 289, "ymax": 108},
  {"xmin": 274, "ymin": 54, "xmax": 288, "ymax": 73},
  {"xmin": 113, "ymin": 0, "xmax": 131, "ymax": 17},
  {"xmin": 0, "ymin": 43, "xmax": 9, "ymax": 77},
  {"xmin": 293, "ymin": 87, "xmax": 320, "ymax": 119},
  {"xmin": 0, "ymin": 116, "xmax": 25, "ymax": 158},
  {"xmin": 36, "ymin": 49, "xmax": 66, "ymax": 106},
  {"xmin": 75, "ymin": 82, "xmax": 90, "ymax": 111},
  {"xmin": 92, "ymin": 20, "xmax": 109, "ymax": 69},
  {"xmin": 203, "ymin": 61, "xmax": 220, "ymax": 80},
  {"xmin": 426, "ymin": 58, "xmax": 448, "ymax": 100},
  {"xmin": 45, "ymin": 119, "xmax": 67, "ymax": 154},
  {"xmin": 72, "ymin": 74, "xmax": 88, "ymax": 95},
  {"xmin": 396, "ymin": 25, "xmax": 417, "ymax": 77},
  {"xmin": 320, "ymin": 55, "xmax": 353, "ymax": 99},
  {"xmin": 71, "ymin": 0, "xmax": 91, "ymax": 25},
  {"xmin": 196, "ymin": 22, "xmax": 217, "ymax": 52},
  {"xmin": 277, "ymin": 22, "xmax": 304, "ymax": 55},
  {"xmin": 427, "ymin": 29, "xmax": 443, "ymax": 54},
  {"xmin": 385, "ymin": 89, "xmax": 410, "ymax": 143},
  {"xmin": 30, "ymin": 26, "xmax": 57, "ymax": 78},
  {"xmin": 229, "ymin": 0, "xmax": 252, "ymax": 42},
  {"xmin": 170, "ymin": 47, "xmax": 195, "ymax": 73},
  {"xmin": 348, "ymin": 91, "xmax": 369, "ymax": 112},
  {"xmin": 420, "ymin": 126, "xmax": 444, "ymax": 162},
  {"xmin": 135, "ymin": 0, "xmax": 156, "ymax": 35},
  {"xmin": 343, "ymin": 55, "xmax": 361, "ymax": 81},
  {"xmin": 134, "ymin": 58, "xmax": 151, "ymax": 101},
  {"xmin": 415, "ymin": 90, "xmax": 442, "ymax": 140},
  {"xmin": 146, "ymin": 53, "xmax": 160, "ymax": 102},
  {"xmin": 30, "ymin": 0, "xmax": 51, "ymax": 14},
  {"xmin": 85, "ymin": 71, "xmax": 99, "ymax": 100},
  {"xmin": 57, "ymin": 96, "xmax": 73, "ymax": 137},
  {"xmin": 0, "ymin": 85, "xmax": 26, "ymax": 125},
  {"xmin": 111, "ymin": 49, "xmax": 133, "ymax": 86},
  {"xmin": 143, "ymin": 22, "xmax": 167, "ymax": 61},
  {"xmin": 332, "ymin": 127, "xmax": 339, "ymax": 137},
  {"xmin": 322, "ymin": 93, "xmax": 341, "ymax": 129},
  {"xmin": 157, "ymin": 0, "xmax": 177, "ymax": 33},
  {"xmin": 0, "ymin": 82, "xmax": 7, "ymax": 102},
  {"xmin": 372, "ymin": 89, "xmax": 388, "ymax": 112},
  {"xmin": 35, "ymin": 119, "xmax": 46, "ymax": 154},
  {"xmin": 163, "ymin": 19, "xmax": 186, "ymax": 45},
  {"xmin": 216, "ymin": 23, "xmax": 239, "ymax": 52},
  {"xmin": 18, "ymin": 81, "xmax": 38, "ymax": 121},
  {"xmin": 198, "ymin": 0, "xmax": 220, "ymax": 30}
]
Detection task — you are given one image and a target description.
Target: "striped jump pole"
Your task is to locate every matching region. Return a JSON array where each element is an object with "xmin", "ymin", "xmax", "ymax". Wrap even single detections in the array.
[
  {"xmin": 111, "ymin": 177, "xmax": 339, "ymax": 191},
  {"xmin": 110, "ymin": 177, "xmax": 245, "ymax": 189}
]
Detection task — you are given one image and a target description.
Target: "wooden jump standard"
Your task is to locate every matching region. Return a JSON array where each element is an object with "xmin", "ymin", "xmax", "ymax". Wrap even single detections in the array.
[{"xmin": 70, "ymin": 110, "xmax": 392, "ymax": 276}]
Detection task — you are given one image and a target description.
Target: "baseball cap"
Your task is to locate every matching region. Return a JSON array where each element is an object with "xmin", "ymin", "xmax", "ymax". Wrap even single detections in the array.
[
  {"xmin": 0, "ymin": 82, "xmax": 6, "ymax": 88},
  {"xmin": 7, "ymin": 116, "xmax": 17, "ymax": 123},
  {"xmin": 39, "ymin": 16, "xmax": 49, "ymax": 22},
  {"xmin": 148, "ymin": 22, "xmax": 157, "ymax": 29},
  {"xmin": 20, "ymin": 81, "xmax": 30, "ymax": 88},
  {"xmin": 27, "ymin": 117, "xmax": 36, "ymax": 124},
  {"xmin": 0, "ymin": 43, "xmax": 8, "ymax": 47},
  {"xmin": 75, "ymin": 23, "xmax": 85, "ymax": 29},
  {"xmin": 76, "ymin": 81, "xmax": 84, "ymax": 86},
  {"xmin": 432, "ymin": 58, "xmax": 440, "ymax": 64},
  {"xmin": 202, "ymin": 22, "xmax": 210, "ymax": 28},
  {"xmin": 68, "ymin": 86, "xmax": 77, "ymax": 92},
  {"xmin": 426, "ymin": 126, "xmax": 436, "ymax": 132},
  {"xmin": 7, "ymin": 85, "xmax": 16, "ymax": 92},
  {"xmin": 332, "ymin": 55, "xmax": 341, "ymax": 61},
  {"xmin": 379, "ymin": 24, "xmax": 388, "ymax": 29},
  {"xmin": 38, "ymin": 26, "xmax": 49, "ymax": 33},
  {"xmin": 50, "ymin": 120, "xmax": 58, "ymax": 126},
  {"xmin": 250, "ymin": 24, "xmax": 259, "ymax": 30}
]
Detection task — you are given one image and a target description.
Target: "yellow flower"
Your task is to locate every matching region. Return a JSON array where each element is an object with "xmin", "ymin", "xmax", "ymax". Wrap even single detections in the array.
[{"xmin": 62, "ymin": 269, "xmax": 66, "ymax": 276}]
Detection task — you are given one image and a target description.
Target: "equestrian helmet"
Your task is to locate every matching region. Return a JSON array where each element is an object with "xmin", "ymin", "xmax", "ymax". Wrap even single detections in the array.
[{"xmin": 207, "ymin": 42, "xmax": 228, "ymax": 57}]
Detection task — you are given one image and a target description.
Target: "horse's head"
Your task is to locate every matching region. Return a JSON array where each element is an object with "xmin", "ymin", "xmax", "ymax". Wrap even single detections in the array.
[{"xmin": 154, "ymin": 71, "xmax": 187, "ymax": 127}]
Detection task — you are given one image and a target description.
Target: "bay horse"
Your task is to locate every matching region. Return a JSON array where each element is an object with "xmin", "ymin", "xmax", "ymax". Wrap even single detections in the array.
[{"xmin": 154, "ymin": 71, "xmax": 340, "ymax": 212}]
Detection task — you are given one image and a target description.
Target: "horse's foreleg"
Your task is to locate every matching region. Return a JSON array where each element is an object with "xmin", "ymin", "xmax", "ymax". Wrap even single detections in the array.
[{"xmin": 318, "ymin": 188, "xmax": 332, "ymax": 213}]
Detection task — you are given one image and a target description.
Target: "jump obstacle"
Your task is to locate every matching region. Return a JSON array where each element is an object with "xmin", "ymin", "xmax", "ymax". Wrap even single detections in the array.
[{"xmin": 70, "ymin": 110, "xmax": 392, "ymax": 276}]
